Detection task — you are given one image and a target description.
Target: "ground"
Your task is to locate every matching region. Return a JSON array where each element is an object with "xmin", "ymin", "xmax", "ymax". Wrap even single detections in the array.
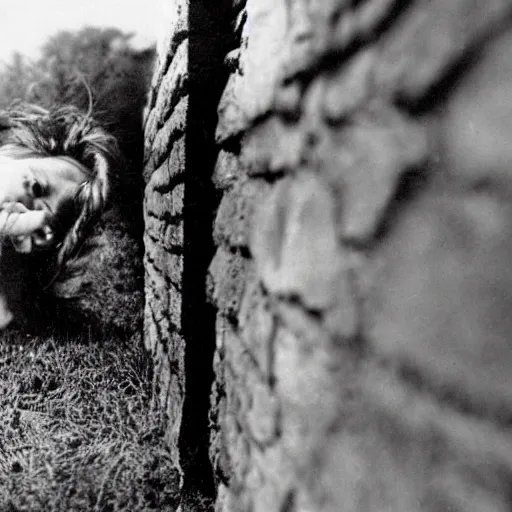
[
  {"xmin": 0, "ymin": 212, "xmax": 181, "ymax": 512},
  {"xmin": 0, "ymin": 329, "xmax": 180, "ymax": 512}
]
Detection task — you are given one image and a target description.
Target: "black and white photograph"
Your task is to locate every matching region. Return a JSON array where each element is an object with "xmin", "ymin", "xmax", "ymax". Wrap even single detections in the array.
[{"xmin": 0, "ymin": 0, "xmax": 511, "ymax": 511}]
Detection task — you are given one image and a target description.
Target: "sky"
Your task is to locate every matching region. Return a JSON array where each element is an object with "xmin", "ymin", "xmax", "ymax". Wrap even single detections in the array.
[{"xmin": 0, "ymin": 0, "xmax": 167, "ymax": 64}]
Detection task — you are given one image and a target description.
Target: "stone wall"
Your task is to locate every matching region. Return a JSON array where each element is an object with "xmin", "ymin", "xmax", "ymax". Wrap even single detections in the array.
[
  {"xmin": 143, "ymin": 0, "xmax": 188, "ymax": 463},
  {"xmin": 143, "ymin": 1, "xmax": 230, "ymax": 508},
  {"xmin": 145, "ymin": 1, "xmax": 512, "ymax": 511}
]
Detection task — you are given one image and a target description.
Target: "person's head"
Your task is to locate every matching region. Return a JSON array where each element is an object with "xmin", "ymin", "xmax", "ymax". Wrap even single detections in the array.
[
  {"xmin": 0, "ymin": 102, "xmax": 120, "ymax": 278},
  {"xmin": 0, "ymin": 154, "xmax": 87, "ymax": 214}
]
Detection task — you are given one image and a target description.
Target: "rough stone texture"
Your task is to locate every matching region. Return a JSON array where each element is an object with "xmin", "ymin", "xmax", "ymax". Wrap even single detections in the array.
[
  {"xmin": 207, "ymin": 1, "xmax": 512, "ymax": 511},
  {"xmin": 145, "ymin": 0, "xmax": 512, "ymax": 510},
  {"xmin": 143, "ymin": 0, "xmax": 188, "ymax": 470},
  {"xmin": 215, "ymin": 0, "xmax": 288, "ymax": 143},
  {"xmin": 143, "ymin": 2, "xmax": 232, "ymax": 509}
]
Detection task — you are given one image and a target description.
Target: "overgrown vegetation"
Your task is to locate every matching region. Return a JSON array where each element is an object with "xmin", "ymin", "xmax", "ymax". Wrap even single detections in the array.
[
  {"xmin": 0, "ymin": 330, "xmax": 180, "ymax": 511},
  {"xmin": 0, "ymin": 28, "xmax": 180, "ymax": 511}
]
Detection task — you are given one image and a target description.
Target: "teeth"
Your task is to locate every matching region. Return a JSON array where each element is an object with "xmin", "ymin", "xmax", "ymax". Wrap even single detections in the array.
[
  {"xmin": 11, "ymin": 236, "xmax": 32, "ymax": 254},
  {"xmin": 11, "ymin": 226, "xmax": 54, "ymax": 253},
  {"xmin": 0, "ymin": 201, "xmax": 53, "ymax": 253},
  {"xmin": 33, "ymin": 226, "xmax": 54, "ymax": 246}
]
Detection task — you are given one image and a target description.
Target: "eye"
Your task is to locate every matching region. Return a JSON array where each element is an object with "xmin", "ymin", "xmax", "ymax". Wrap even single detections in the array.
[{"xmin": 31, "ymin": 181, "xmax": 44, "ymax": 198}]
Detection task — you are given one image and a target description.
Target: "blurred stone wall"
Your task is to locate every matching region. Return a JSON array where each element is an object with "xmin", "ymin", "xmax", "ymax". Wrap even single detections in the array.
[{"xmin": 145, "ymin": 0, "xmax": 512, "ymax": 510}]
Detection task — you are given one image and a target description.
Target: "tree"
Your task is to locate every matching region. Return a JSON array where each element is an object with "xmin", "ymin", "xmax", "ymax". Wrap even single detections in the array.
[
  {"xmin": 0, "ymin": 27, "xmax": 155, "ymax": 175},
  {"xmin": 0, "ymin": 27, "xmax": 156, "ymax": 335}
]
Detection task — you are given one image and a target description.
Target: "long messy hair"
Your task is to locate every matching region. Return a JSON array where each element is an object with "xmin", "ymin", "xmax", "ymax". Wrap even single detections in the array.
[{"xmin": 0, "ymin": 101, "xmax": 121, "ymax": 281}]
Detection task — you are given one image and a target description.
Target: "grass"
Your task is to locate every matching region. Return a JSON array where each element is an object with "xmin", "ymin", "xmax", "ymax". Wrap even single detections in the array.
[
  {"xmin": 0, "ymin": 330, "xmax": 181, "ymax": 512},
  {"xmin": 49, "ymin": 215, "xmax": 146, "ymax": 339},
  {"xmin": 0, "ymin": 213, "xmax": 182, "ymax": 511}
]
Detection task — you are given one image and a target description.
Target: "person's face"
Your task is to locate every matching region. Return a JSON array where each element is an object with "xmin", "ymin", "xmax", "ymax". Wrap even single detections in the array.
[{"xmin": 0, "ymin": 156, "xmax": 87, "ymax": 215}]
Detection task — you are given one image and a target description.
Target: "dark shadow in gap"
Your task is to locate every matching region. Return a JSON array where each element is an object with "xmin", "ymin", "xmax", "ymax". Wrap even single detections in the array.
[{"xmin": 179, "ymin": 1, "xmax": 233, "ymax": 509}]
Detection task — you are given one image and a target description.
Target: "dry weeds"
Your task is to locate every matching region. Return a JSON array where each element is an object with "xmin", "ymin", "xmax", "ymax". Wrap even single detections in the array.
[{"xmin": 0, "ymin": 330, "xmax": 180, "ymax": 512}]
